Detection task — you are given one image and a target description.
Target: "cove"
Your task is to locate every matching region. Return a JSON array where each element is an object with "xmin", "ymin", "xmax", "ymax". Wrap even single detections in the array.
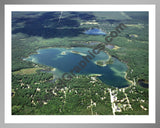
[{"xmin": 24, "ymin": 47, "xmax": 130, "ymax": 88}]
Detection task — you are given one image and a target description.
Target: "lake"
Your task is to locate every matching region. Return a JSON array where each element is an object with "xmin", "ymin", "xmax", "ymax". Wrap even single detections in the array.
[
  {"xmin": 24, "ymin": 47, "xmax": 130, "ymax": 88},
  {"xmin": 84, "ymin": 28, "xmax": 106, "ymax": 35}
]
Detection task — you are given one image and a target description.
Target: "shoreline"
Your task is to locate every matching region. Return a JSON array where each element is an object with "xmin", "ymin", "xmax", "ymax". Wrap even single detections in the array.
[
  {"xmin": 93, "ymin": 48, "xmax": 112, "ymax": 67},
  {"xmin": 70, "ymin": 50, "xmax": 87, "ymax": 56},
  {"xmin": 104, "ymin": 49, "xmax": 134, "ymax": 88},
  {"xmin": 104, "ymin": 49, "xmax": 112, "ymax": 63},
  {"xmin": 21, "ymin": 41, "xmax": 134, "ymax": 89},
  {"xmin": 124, "ymin": 72, "xmax": 134, "ymax": 87}
]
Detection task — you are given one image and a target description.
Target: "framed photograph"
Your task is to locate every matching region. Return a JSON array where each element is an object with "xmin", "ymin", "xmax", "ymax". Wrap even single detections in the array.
[{"xmin": 1, "ymin": 1, "xmax": 159, "ymax": 128}]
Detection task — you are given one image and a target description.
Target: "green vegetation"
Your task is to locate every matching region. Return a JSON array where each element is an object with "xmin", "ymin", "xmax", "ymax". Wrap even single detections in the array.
[
  {"xmin": 12, "ymin": 74, "xmax": 112, "ymax": 115},
  {"xmin": 107, "ymin": 35, "xmax": 148, "ymax": 81},
  {"xmin": 12, "ymin": 11, "xmax": 149, "ymax": 115},
  {"xmin": 95, "ymin": 58, "xmax": 113, "ymax": 66},
  {"xmin": 117, "ymin": 90, "xmax": 126, "ymax": 100},
  {"xmin": 13, "ymin": 67, "xmax": 44, "ymax": 75},
  {"xmin": 115, "ymin": 85, "xmax": 148, "ymax": 115}
]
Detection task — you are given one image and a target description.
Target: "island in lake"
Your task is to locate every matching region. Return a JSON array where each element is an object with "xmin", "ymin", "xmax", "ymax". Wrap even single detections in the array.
[{"xmin": 12, "ymin": 11, "xmax": 149, "ymax": 115}]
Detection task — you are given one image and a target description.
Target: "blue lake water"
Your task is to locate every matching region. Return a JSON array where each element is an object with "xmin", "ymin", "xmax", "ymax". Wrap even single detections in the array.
[
  {"xmin": 25, "ymin": 47, "xmax": 130, "ymax": 88},
  {"xmin": 84, "ymin": 28, "xmax": 106, "ymax": 35},
  {"xmin": 105, "ymin": 44, "xmax": 115, "ymax": 49}
]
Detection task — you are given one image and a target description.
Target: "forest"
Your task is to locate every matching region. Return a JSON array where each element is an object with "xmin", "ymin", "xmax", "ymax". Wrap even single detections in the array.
[
  {"xmin": 12, "ymin": 73, "xmax": 112, "ymax": 115},
  {"xmin": 12, "ymin": 11, "xmax": 149, "ymax": 115}
]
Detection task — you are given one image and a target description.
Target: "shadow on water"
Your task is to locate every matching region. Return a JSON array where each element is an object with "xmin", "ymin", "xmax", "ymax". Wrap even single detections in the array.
[{"xmin": 12, "ymin": 12, "xmax": 86, "ymax": 38}]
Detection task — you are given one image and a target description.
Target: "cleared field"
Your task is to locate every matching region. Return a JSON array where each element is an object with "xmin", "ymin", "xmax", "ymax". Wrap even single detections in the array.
[
  {"xmin": 126, "ymin": 24, "xmax": 144, "ymax": 29},
  {"xmin": 13, "ymin": 68, "xmax": 43, "ymax": 75}
]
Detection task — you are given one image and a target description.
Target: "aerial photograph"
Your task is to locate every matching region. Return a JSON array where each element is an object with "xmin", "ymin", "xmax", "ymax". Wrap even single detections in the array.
[{"xmin": 12, "ymin": 11, "xmax": 149, "ymax": 115}]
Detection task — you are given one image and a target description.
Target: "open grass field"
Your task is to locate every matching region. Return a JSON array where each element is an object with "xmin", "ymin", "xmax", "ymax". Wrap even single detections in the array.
[{"xmin": 13, "ymin": 68, "xmax": 44, "ymax": 75}]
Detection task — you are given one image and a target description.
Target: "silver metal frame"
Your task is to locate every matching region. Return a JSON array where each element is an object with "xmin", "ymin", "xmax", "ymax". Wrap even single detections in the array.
[{"xmin": 0, "ymin": 0, "xmax": 159, "ymax": 127}]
